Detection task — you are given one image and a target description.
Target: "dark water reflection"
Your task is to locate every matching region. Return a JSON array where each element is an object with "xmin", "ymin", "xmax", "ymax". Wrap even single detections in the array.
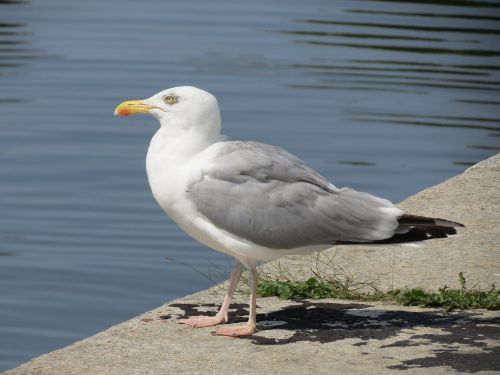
[{"xmin": 1, "ymin": 0, "xmax": 499, "ymax": 370}]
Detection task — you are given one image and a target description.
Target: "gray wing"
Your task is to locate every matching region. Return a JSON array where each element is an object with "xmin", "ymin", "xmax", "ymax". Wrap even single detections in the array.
[{"xmin": 188, "ymin": 141, "xmax": 401, "ymax": 249}]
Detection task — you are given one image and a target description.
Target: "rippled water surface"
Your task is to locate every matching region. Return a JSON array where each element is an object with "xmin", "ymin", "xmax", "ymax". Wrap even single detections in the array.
[{"xmin": 1, "ymin": 0, "xmax": 499, "ymax": 370}]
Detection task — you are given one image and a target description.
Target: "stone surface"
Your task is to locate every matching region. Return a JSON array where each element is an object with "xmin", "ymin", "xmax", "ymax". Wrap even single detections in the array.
[
  {"xmin": 6, "ymin": 154, "xmax": 500, "ymax": 375},
  {"xmin": 6, "ymin": 294, "xmax": 500, "ymax": 375}
]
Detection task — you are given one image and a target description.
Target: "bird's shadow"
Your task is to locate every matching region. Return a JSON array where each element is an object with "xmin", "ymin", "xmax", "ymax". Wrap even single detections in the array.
[{"xmin": 165, "ymin": 301, "xmax": 500, "ymax": 373}]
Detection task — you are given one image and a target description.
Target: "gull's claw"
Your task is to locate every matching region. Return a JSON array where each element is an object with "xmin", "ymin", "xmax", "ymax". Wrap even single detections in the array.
[
  {"xmin": 213, "ymin": 324, "xmax": 256, "ymax": 337},
  {"xmin": 178, "ymin": 315, "xmax": 226, "ymax": 328}
]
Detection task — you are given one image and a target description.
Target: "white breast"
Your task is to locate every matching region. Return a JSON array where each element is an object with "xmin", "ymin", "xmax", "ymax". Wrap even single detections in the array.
[{"xmin": 145, "ymin": 132, "xmax": 237, "ymax": 257}]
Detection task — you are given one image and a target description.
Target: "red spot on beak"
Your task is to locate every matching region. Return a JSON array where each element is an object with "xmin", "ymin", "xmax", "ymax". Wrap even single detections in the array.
[{"xmin": 119, "ymin": 109, "xmax": 131, "ymax": 116}]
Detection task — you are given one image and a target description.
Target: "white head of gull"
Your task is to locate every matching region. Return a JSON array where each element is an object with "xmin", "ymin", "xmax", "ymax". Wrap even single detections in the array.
[{"xmin": 114, "ymin": 86, "xmax": 463, "ymax": 337}]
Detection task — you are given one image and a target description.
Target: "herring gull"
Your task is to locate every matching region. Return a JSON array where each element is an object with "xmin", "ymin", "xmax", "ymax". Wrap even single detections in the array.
[{"xmin": 114, "ymin": 86, "xmax": 463, "ymax": 337}]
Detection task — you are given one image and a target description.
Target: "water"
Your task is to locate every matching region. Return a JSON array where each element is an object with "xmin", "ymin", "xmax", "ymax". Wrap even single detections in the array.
[{"xmin": 1, "ymin": 0, "xmax": 499, "ymax": 370}]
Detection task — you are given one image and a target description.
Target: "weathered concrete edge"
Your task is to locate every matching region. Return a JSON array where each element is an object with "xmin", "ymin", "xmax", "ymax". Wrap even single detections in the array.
[{"xmin": 6, "ymin": 153, "xmax": 500, "ymax": 374}]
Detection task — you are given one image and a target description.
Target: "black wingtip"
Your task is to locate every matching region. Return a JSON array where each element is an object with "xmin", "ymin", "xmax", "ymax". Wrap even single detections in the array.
[
  {"xmin": 399, "ymin": 214, "xmax": 465, "ymax": 228},
  {"xmin": 435, "ymin": 218, "xmax": 465, "ymax": 228}
]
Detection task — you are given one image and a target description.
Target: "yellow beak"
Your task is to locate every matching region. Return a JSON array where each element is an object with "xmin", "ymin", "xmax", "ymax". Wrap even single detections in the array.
[{"xmin": 114, "ymin": 100, "xmax": 153, "ymax": 116}]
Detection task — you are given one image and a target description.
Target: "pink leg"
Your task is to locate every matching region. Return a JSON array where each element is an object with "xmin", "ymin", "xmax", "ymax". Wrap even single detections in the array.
[
  {"xmin": 214, "ymin": 265, "xmax": 257, "ymax": 337},
  {"xmin": 178, "ymin": 261, "xmax": 242, "ymax": 328}
]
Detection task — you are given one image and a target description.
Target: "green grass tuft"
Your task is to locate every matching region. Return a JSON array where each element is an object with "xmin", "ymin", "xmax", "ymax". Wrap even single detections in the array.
[
  {"xmin": 258, "ymin": 271, "xmax": 499, "ymax": 311},
  {"xmin": 166, "ymin": 254, "xmax": 499, "ymax": 312}
]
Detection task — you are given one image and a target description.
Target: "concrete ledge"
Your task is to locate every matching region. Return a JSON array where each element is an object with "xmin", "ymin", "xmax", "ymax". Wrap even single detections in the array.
[{"xmin": 6, "ymin": 154, "xmax": 500, "ymax": 374}]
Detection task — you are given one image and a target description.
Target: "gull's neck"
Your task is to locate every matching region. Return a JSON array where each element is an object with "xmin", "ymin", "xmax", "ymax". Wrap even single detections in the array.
[
  {"xmin": 149, "ymin": 125, "xmax": 218, "ymax": 159},
  {"xmin": 146, "ymin": 117, "xmax": 220, "ymax": 209},
  {"xmin": 146, "ymin": 115, "xmax": 221, "ymax": 175}
]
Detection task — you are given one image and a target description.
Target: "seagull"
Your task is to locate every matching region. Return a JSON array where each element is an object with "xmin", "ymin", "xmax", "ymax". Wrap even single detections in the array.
[{"xmin": 114, "ymin": 86, "xmax": 463, "ymax": 337}]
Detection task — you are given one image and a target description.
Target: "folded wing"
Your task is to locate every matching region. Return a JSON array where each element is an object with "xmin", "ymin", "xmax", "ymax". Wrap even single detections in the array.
[{"xmin": 188, "ymin": 141, "xmax": 403, "ymax": 249}]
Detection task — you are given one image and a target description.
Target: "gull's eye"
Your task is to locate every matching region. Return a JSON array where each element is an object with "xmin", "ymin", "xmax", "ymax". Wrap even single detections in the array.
[{"xmin": 164, "ymin": 95, "xmax": 178, "ymax": 105}]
